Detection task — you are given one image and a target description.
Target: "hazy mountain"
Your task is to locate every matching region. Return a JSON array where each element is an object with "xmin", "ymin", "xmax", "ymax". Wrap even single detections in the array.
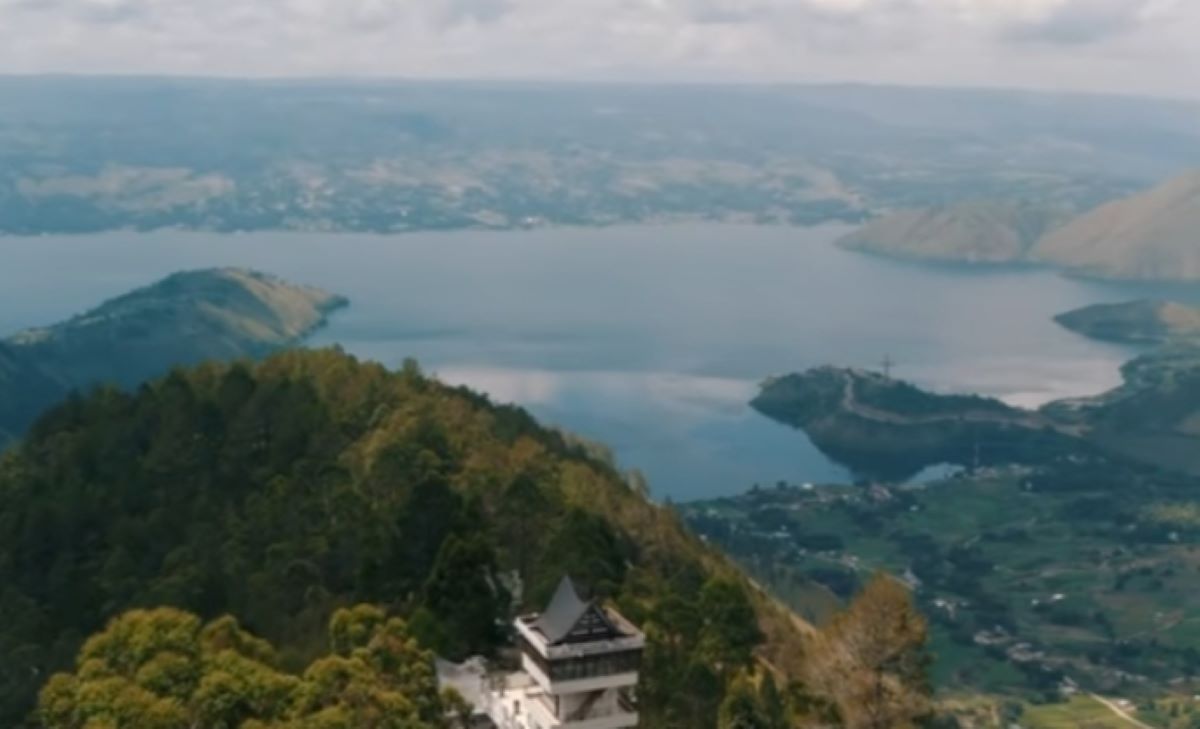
[
  {"xmin": 0, "ymin": 268, "xmax": 346, "ymax": 447},
  {"xmin": 1032, "ymin": 170, "xmax": 1200, "ymax": 280},
  {"xmin": 836, "ymin": 200, "xmax": 1070, "ymax": 264}
]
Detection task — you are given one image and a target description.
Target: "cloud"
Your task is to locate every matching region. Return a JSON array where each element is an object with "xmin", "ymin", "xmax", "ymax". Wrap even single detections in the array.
[
  {"xmin": 683, "ymin": 0, "xmax": 870, "ymax": 26},
  {"xmin": 1001, "ymin": 0, "xmax": 1159, "ymax": 44},
  {"xmin": 0, "ymin": 0, "xmax": 1195, "ymax": 98},
  {"xmin": 441, "ymin": 0, "xmax": 512, "ymax": 26}
]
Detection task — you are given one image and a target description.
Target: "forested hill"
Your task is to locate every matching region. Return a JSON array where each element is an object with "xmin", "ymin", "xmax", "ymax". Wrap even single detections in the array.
[
  {"xmin": 0, "ymin": 268, "xmax": 346, "ymax": 448},
  {"xmin": 0, "ymin": 349, "xmax": 931, "ymax": 728},
  {"xmin": 0, "ymin": 343, "xmax": 63, "ymax": 445}
]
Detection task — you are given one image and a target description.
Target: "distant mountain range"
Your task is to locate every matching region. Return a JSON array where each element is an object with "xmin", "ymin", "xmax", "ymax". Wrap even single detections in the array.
[
  {"xmin": 4, "ymin": 77, "xmax": 1194, "ymax": 235},
  {"xmin": 0, "ymin": 268, "xmax": 346, "ymax": 447},
  {"xmin": 839, "ymin": 170, "xmax": 1200, "ymax": 281}
]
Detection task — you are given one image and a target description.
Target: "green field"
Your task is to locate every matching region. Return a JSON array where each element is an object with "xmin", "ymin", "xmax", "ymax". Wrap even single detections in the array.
[
  {"xmin": 1024, "ymin": 696, "xmax": 1138, "ymax": 728},
  {"xmin": 683, "ymin": 459, "xmax": 1200, "ymax": 700}
]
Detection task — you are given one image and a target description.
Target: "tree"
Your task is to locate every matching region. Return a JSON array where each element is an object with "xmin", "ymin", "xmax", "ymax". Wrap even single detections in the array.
[
  {"xmin": 812, "ymin": 573, "xmax": 932, "ymax": 729},
  {"xmin": 757, "ymin": 674, "xmax": 788, "ymax": 729},
  {"xmin": 37, "ymin": 606, "xmax": 447, "ymax": 729},
  {"xmin": 698, "ymin": 578, "xmax": 763, "ymax": 673},
  {"xmin": 416, "ymin": 535, "xmax": 507, "ymax": 659},
  {"xmin": 718, "ymin": 673, "xmax": 771, "ymax": 729},
  {"xmin": 527, "ymin": 508, "xmax": 629, "ymax": 606}
]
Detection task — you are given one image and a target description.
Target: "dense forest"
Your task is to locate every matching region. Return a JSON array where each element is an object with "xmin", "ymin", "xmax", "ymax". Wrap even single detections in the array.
[{"xmin": 0, "ymin": 349, "xmax": 930, "ymax": 728}]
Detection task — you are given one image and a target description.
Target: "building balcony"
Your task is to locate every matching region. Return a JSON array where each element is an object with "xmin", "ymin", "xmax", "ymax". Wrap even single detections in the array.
[
  {"xmin": 523, "ymin": 655, "xmax": 637, "ymax": 696},
  {"xmin": 528, "ymin": 691, "xmax": 638, "ymax": 729}
]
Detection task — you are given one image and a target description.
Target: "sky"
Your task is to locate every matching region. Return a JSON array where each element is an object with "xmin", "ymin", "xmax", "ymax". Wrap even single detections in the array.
[{"xmin": 0, "ymin": 0, "xmax": 1197, "ymax": 98}]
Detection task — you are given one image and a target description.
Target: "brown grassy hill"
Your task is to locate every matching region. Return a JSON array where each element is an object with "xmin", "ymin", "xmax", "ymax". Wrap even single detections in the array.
[
  {"xmin": 1033, "ymin": 170, "xmax": 1200, "ymax": 280},
  {"xmin": 836, "ymin": 201, "xmax": 1070, "ymax": 263}
]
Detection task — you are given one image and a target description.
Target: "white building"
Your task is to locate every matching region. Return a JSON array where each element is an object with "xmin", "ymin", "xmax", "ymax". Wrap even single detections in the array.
[{"xmin": 449, "ymin": 577, "xmax": 645, "ymax": 729}]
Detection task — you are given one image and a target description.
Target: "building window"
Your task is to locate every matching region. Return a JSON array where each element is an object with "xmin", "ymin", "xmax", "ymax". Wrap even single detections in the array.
[{"xmin": 547, "ymin": 650, "xmax": 642, "ymax": 682}]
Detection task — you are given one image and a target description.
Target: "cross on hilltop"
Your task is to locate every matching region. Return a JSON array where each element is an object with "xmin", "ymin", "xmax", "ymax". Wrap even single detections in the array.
[{"xmin": 880, "ymin": 355, "xmax": 895, "ymax": 379}]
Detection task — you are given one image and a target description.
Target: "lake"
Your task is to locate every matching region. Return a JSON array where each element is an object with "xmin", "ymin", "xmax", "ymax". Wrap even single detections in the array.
[{"xmin": 0, "ymin": 223, "xmax": 1168, "ymax": 499}]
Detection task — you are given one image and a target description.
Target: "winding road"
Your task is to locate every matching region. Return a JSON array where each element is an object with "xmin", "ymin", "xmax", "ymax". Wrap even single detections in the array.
[{"xmin": 836, "ymin": 370, "xmax": 1084, "ymax": 436}]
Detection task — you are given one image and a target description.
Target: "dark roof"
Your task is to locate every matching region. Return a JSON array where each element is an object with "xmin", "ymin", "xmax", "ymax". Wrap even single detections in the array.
[{"xmin": 534, "ymin": 576, "xmax": 622, "ymax": 645}]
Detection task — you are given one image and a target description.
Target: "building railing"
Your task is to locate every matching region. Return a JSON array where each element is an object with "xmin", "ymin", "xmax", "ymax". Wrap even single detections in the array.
[
  {"xmin": 528, "ymin": 689, "xmax": 638, "ymax": 725},
  {"xmin": 516, "ymin": 618, "xmax": 645, "ymax": 660}
]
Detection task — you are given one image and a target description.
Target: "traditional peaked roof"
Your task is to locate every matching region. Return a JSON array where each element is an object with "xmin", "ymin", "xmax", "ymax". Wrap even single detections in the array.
[{"xmin": 534, "ymin": 576, "xmax": 622, "ymax": 645}]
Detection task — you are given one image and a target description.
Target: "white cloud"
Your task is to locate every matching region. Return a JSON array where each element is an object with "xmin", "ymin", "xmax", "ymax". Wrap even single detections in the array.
[
  {"xmin": 1000, "ymin": 0, "xmax": 1169, "ymax": 44},
  {"xmin": 0, "ymin": 0, "xmax": 1195, "ymax": 97}
]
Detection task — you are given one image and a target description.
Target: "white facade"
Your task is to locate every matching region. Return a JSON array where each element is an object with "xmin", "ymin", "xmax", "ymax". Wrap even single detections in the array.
[{"xmin": 470, "ymin": 578, "xmax": 644, "ymax": 729}]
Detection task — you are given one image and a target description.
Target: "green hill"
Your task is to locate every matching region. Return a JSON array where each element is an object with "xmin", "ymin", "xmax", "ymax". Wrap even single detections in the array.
[
  {"xmin": 0, "ymin": 349, "xmax": 856, "ymax": 728},
  {"xmin": 0, "ymin": 268, "xmax": 346, "ymax": 448}
]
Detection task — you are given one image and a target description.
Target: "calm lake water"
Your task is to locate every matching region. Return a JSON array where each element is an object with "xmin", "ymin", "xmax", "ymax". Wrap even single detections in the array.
[{"xmin": 0, "ymin": 224, "xmax": 1176, "ymax": 499}]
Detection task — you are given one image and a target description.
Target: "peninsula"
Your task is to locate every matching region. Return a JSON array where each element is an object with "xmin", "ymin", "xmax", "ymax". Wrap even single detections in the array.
[{"xmin": 752, "ymin": 367, "xmax": 1081, "ymax": 480}]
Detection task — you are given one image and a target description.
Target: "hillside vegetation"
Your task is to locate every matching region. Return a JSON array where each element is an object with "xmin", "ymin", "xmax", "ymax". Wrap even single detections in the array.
[
  {"xmin": 0, "ymin": 268, "xmax": 345, "ymax": 448},
  {"xmin": 0, "ymin": 349, "xmax": 933, "ymax": 728},
  {"xmin": 0, "ymin": 344, "xmax": 64, "ymax": 445}
]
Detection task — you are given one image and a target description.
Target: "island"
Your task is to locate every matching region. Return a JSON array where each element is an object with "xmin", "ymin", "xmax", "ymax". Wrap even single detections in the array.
[{"xmin": 0, "ymin": 268, "xmax": 347, "ymax": 447}]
